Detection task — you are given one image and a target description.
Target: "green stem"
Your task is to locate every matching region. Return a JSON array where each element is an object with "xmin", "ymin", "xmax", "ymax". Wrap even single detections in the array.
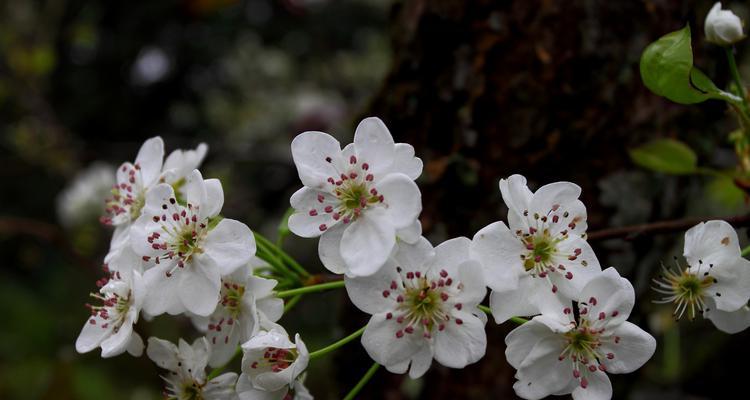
[
  {"xmin": 742, "ymin": 244, "xmax": 750, "ymax": 257},
  {"xmin": 256, "ymin": 241, "xmax": 298, "ymax": 283},
  {"xmin": 255, "ymin": 233, "xmax": 311, "ymax": 278},
  {"xmin": 207, "ymin": 346, "xmax": 241, "ymax": 380},
  {"xmin": 663, "ymin": 323, "xmax": 680, "ymax": 382},
  {"xmin": 309, "ymin": 326, "xmax": 366, "ymax": 360},
  {"xmin": 342, "ymin": 362, "xmax": 380, "ymax": 400},
  {"xmin": 275, "ymin": 280, "xmax": 345, "ymax": 298},
  {"xmin": 478, "ymin": 305, "xmax": 527, "ymax": 324},
  {"xmin": 726, "ymin": 46, "xmax": 750, "ymax": 115},
  {"xmin": 283, "ymin": 294, "xmax": 303, "ymax": 314}
]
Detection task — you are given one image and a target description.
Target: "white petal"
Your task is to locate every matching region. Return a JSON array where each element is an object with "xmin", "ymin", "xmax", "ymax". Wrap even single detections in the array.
[
  {"xmin": 362, "ymin": 313, "xmax": 422, "ymax": 367},
  {"xmin": 146, "ymin": 337, "xmax": 179, "ymax": 370},
  {"xmin": 705, "ymin": 298, "xmax": 750, "ymax": 334},
  {"xmin": 353, "ymin": 117, "xmax": 396, "ymax": 177},
  {"xmin": 489, "ymin": 276, "xmax": 564, "ymax": 324},
  {"xmin": 203, "ymin": 372, "xmax": 239, "ymax": 400},
  {"xmin": 340, "ymin": 209, "xmax": 396, "ymax": 277},
  {"xmin": 203, "ymin": 219, "xmax": 255, "ymax": 276},
  {"xmin": 126, "ymin": 333, "xmax": 144, "ymax": 357},
  {"xmin": 529, "ymin": 181, "xmax": 585, "ymax": 233},
  {"xmin": 550, "ymin": 237, "xmax": 602, "ymax": 299},
  {"xmin": 179, "ymin": 259, "xmax": 221, "ymax": 316},
  {"xmin": 470, "ymin": 221, "xmax": 524, "ymax": 292},
  {"xmin": 684, "ymin": 220, "xmax": 741, "ymax": 269},
  {"xmin": 433, "ymin": 311, "xmax": 487, "ymax": 369},
  {"xmin": 184, "ymin": 170, "xmax": 208, "ymax": 215},
  {"xmin": 75, "ymin": 315, "xmax": 112, "ymax": 353},
  {"xmin": 430, "ymin": 236, "xmax": 472, "ymax": 277},
  {"xmin": 376, "ymin": 173, "xmax": 421, "ymax": 230},
  {"xmin": 505, "ymin": 319, "xmax": 558, "ymax": 369},
  {"xmin": 202, "ymin": 178, "xmax": 225, "ymax": 218},
  {"xmin": 344, "ymin": 259, "xmax": 400, "ymax": 314},
  {"xmin": 134, "ymin": 137, "xmax": 165, "ymax": 186},
  {"xmin": 142, "ymin": 263, "xmax": 186, "ymax": 316},
  {"xmin": 396, "ymin": 219, "xmax": 422, "ymax": 244},
  {"xmin": 452, "ymin": 260, "xmax": 487, "ymax": 306},
  {"xmin": 288, "ymin": 187, "xmax": 338, "ymax": 238},
  {"xmin": 392, "ymin": 236, "xmax": 434, "ymax": 270},
  {"xmin": 499, "ymin": 174, "xmax": 533, "ymax": 216},
  {"xmin": 706, "ymin": 257, "xmax": 750, "ymax": 312},
  {"xmin": 512, "ymin": 335, "xmax": 571, "ymax": 400},
  {"xmin": 291, "ymin": 131, "xmax": 342, "ymax": 188},
  {"xmin": 599, "ymin": 321, "xmax": 656, "ymax": 374},
  {"xmin": 163, "ymin": 143, "xmax": 208, "ymax": 179},
  {"xmin": 391, "ymin": 143, "xmax": 422, "ymax": 180},
  {"xmin": 100, "ymin": 318, "xmax": 134, "ymax": 357},
  {"xmin": 209, "ymin": 323, "xmax": 242, "ymax": 368},
  {"xmin": 318, "ymin": 224, "xmax": 347, "ymax": 274},
  {"xmin": 236, "ymin": 373, "xmax": 286, "ymax": 400},
  {"xmin": 571, "ymin": 370, "xmax": 612, "ymax": 400},
  {"xmin": 578, "ymin": 267, "xmax": 633, "ymax": 326},
  {"xmin": 408, "ymin": 345, "xmax": 434, "ymax": 379}
]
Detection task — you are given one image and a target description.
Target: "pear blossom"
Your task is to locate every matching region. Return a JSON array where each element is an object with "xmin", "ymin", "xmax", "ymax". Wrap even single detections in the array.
[
  {"xmin": 236, "ymin": 329, "xmax": 311, "ymax": 399},
  {"xmin": 289, "ymin": 116, "xmax": 423, "ymax": 277},
  {"xmin": 471, "ymin": 174, "xmax": 602, "ymax": 323},
  {"xmin": 57, "ymin": 162, "xmax": 115, "ymax": 228},
  {"xmin": 345, "ymin": 236, "xmax": 487, "ymax": 378},
  {"xmin": 652, "ymin": 220, "xmax": 750, "ymax": 333},
  {"xmin": 506, "ymin": 268, "xmax": 656, "ymax": 400},
  {"xmin": 147, "ymin": 337, "xmax": 238, "ymax": 400},
  {"xmin": 75, "ymin": 268, "xmax": 145, "ymax": 358},
  {"xmin": 162, "ymin": 142, "xmax": 209, "ymax": 196},
  {"xmin": 131, "ymin": 169, "xmax": 255, "ymax": 316},
  {"xmin": 192, "ymin": 265, "xmax": 284, "ymax": 367},
  {"xmin": 705, "ymin": 2, "xmax": 745, "ymax": 46}
]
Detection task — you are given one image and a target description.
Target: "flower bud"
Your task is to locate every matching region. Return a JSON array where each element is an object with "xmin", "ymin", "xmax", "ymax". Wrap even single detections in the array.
[{"xmin": 705, "ymin": 2, "xmax": 745, "ymax": 46}]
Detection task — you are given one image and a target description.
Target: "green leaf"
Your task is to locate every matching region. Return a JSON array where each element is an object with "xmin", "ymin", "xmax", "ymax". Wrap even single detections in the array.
[
  {"xmin": 640, "ymin": 25, "xmax": 723, "ymax": 104},
  {"xmin": 706, "ymin": 175, "xmax": 746, "ymax": 210},
  {"xmin": 629, "ymin": 138, "xmax": 697, "ymax": 174}
]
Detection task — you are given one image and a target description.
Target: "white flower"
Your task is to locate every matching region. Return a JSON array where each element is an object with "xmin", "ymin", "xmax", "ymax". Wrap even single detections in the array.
[
  {"xmin": 471, "ymin": 174, "xmax": 602, "ymax": 323},
  {"xmin": 705, "ymin": 2, "xmax": 745, "ymax": 46},
  {"xmin": 101, "ymin": 136, "xmax": 164, "ymax": 227},
  {"xmin": 57, "ymin": 162, "xmax": 115, "ymax": 228},
  {"xmin": 192, "ymin": 265, "xmax": 284, "ymax": 367},
  {"xmin": 652, "ymin": 220, "xmax": 750, "ymax": 333},
  {"xmin": 162, "ymin": 143, "xmax": 209, "ymax": 193},
  {"xmin": 345, "ymin": 236, "xmax": 487, "ymax": 378},
  {"xmin": 147, "ymin": 337, "xmax": 238, "ymax": 400},
  {"xmin": 506, "ymin": 268, "xmax": 656, "ymax": 400},
  {"xmin": 236, "ymin": 329, "xmax": 310, "ymax": 399},
  {"xmin": 131, "ymin": 169, "xmax": 256, "ymax": 316},
  {"xmin": 75, "ymin": 268, "xmax": 145, "ymax": 358},
  {"xmin": 288, "ymin": 117, "xmax": 423, "ymax": 277}
]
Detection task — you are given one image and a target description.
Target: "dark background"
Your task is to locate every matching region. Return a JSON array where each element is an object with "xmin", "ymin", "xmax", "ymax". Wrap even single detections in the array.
[{"xmin": 1, "ymin": 0, "xmax": 749, "ymax": 399}]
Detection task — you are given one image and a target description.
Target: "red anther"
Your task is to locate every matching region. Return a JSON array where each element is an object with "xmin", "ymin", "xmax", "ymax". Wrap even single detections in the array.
[
  {"xmin": 552, "ymin": 215, "xmax": 559, "ymax": 223},
  {"xmin": 599, "ymin": 364, "xmax": 607, "ymax": 372},
  {"xmin": 415, "ymin": 272, "xmax": 421, "ymax": 278},
  {"xmin": 349, "ymin": 172, "xmax": 358, "ymax": 179},
  {"xmin": 152, "ymin": 243, "xmax": 160, "ymax": 250},
  {"xmin": 319, "ymin": 224, "xmax": 327, "ymax": 231},
  {"xmin": 563, "ymin": 307, "xmax": 571, "ymax": 314},
  {"xmin": 440, "ymin": 269, "xmax": 448, "ymax": 278},
  {"xmin": 455, "ymin": 303, "xmax": 462, "ymax": 310},
  {"xmin": 551, "ymin": 285, "xmax": 558, "ymax": 293},
  {"xmin": 607, "ymin": 353, "xmax": 614, "ymax": 359},
  {"xmin": 440, "ymin": 292, "xmax": 449, "ymax": 301},
  {"xmin": 192, "ymin": 215, "xmax": 197, "ymax": 222},
  {"xmin": 382, "ymin": 290, "xmax": 390, "ymax": 298},
  {"xmin": 325, "ymin": 157, "xmax": 332, "ymax": 163},
  {"xmin": 580, "ymin": 378, "xmax": 588, "ymax": 389},
  {"xmin": 142, "ymin": 256, "xmax": 151, "ymax": 262},
  {"xmin": 152, "ymin": 216, "xmax": 159, "ymax": 222},
  {"xmin": 317, "ymin": 194, "xmax": 324, "ymax": 203},
  {"xmin": 569, "ymin": 223, "xmax": 577, "ymax": 229},
  {"xmin": 180, "ymin": 210, "xmax": 187, "ymax": 217},
  {"xmin": 332, "ymin": 213, "xmax": 340, "ymax": 220},
  {"xmin": 390, "ymin": 281, "xmax": 398, "ymax": 290},
  {"xmin": 378, "ymin": 195, "xmax": 384, "ymax": 202},
  {"xmin": 405, "ymin": 326, "xmax": 414, "ymax": 334},
  {"xmin": 599, "ymin": 312, "xmax": 606, "ymax": 320},
  {"xmin": 309, "ymin": 209, "xmax": 318, "ymax": 216},
  {"xmin": 568, "ymin": 255, "xmax": 578, "ymax": 261},
  {"xmin": 589, "ymin": 297, "xmax": 597, "ymax": 306},
  {"xmin": 166, "ymin": 271, "xmax": 172, "ymax": 277},
  {"xmin": 340, "ymin": 173, "xmax": 348, "ymax": 181},
  {"xmin": 362, "ymin": 163, "xmax": 369, "ymax": 170},
  {"xmin": 574, "ymin": 248, "xmax": 582, "ymax": 255},
  {"xmin": 614, "ymin": 336, "xmax": 620, "ymax": 344},
  {"xmin": 438, "ymin": 324, "xmax": 445, "ymax": 331},
  {"xmin": 573, "ymin": 369, "xmax": 580, "ymax": 378},
  {"xmin": 89, "ymin": 319, "xmax": 96, "ymax": 325},
  {"xmin": 445, "ymin": 278, "xmax": 453, "ymax": 286},
  {"xmin": 406, "ymin": 272, "xmax": 414, "ymax": 279},
  {"xmin": 565, "ymin": 272, "xmax": 573, "ymax": 280},
  {"xmin": 396, "ymin": 295, "xmax": 404, "ymax": 302},
  {"xmin": 588, "ymin": 365, "xmax": 597, "ymax": 372},
  {"xmin": 251, "ymin": 361, "xmax": 258, "ymax": 369},
  {"xmin": 328, "ymin": 177, "xmax": 335, "ymax": 184},
  {"xmin": 350, "ymin": 155, "xmax": 357, "ymax": 164},
  {"xmin": 397, "ymin": 316, "xmax": 404, "ymax": 323},
  {"xmin": 386, "ymin": 312, "xmax": 392, "ymax": 319},
  {"xmin": 370, "ymin": 188, "xmax": 378, "ymax": 195},
  {"xmin": 611, "ymin": 311, "xmax": 619, "ymax": 317},
  {"xmin": 366, "ymin": 174, "xmax": 374, "ymax": 181},
  {"xmin": 172, "ymin": 213, "xmax": 180, "ymax": 221},
  {"xmin": 456, "ymin": 319, "xmax": 463, "ymax": 325},
  {"xmin": 342, "ymin": 217, "xmax": 351, "ymax": 224},
  {"xmin": 324, "ymin": 206, "xmax": 333, "ymax": 213},
  {"xmin": 395, "ymin": 330, "xmax": 404, "ymax": 338}
]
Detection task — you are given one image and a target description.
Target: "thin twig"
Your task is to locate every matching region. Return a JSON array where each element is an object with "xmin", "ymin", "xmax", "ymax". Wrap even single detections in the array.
[{"xmin": 587, "ymin": 214, "xmax": 750, "ymax": 242}]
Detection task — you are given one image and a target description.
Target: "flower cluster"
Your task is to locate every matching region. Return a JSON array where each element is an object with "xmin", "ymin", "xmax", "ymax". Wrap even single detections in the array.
[{"xmin": 74, "ymin": 118, "xmax": 750, "ymax": 399}]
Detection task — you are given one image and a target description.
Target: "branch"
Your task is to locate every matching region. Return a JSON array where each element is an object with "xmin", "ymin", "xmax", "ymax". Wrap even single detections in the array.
[{"xmin": 587, "ymin": 214, "xmax": 750, "ymax": 242}]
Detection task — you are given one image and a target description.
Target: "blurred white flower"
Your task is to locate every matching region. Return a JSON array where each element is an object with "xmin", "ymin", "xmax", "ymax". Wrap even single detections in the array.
[
  {"xmin": 131, "ymin": 169, "xmax": 255, "ymax": 316},
  {"xmin": 345, "ymin": 237, "xmax": 487, "ymax": 378},
  {"xmin": 75, "ymin": 268, "xmax": 145, "ymax": 358},
  {"xmin": 471, "ymin": 174, "xmax": 601, "ymax": 323},
  {"xmin": 653, "ymin": 220, "xmax": 750, "ymax": 333},
  {"xmin": 506, "ymin": 268, "xmax": 656, "ymax": 400},
  {"xmin": 705, "ymin": 2, "xmax": 745, "ymax": 46},
  {"xmin": 57, "ymin": 162, "xmax": 115, "ymax": 228},
  {"xmin": 147, "ymin": 337, "xmax": 238, "ymax": 400},
  {"xmin": 289, "ymin": 117, "xmax": 423, "ymax": 277}
]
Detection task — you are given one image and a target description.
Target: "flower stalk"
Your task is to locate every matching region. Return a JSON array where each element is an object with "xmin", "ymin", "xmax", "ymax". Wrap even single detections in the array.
[
  {"xmin": 342, "ymin": 362, "xmax": 381, "ymax": 400},
  {"xmin": 308, "ymin": 326, "xmax": 366, "ymax": 360},
  {"xmin": 275, "ymin": 280, "xmax": 345, "ymax": 298}
]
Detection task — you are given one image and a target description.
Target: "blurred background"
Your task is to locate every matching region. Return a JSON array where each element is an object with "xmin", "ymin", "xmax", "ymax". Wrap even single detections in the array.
[{"xmin": 2, "ymin": 0, "xmax": 750, "ymax": 399}]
